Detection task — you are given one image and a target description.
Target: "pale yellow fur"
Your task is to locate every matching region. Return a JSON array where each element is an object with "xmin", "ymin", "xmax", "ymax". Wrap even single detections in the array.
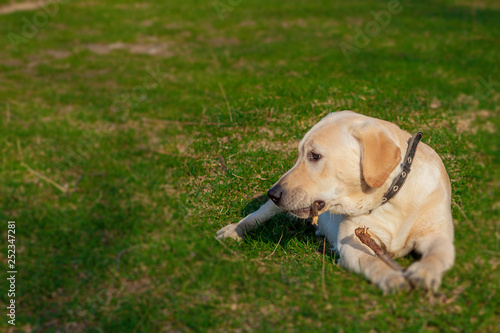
[{"xmin": 217, "ymin": 111, "xmax": 454, "ymax": 293}]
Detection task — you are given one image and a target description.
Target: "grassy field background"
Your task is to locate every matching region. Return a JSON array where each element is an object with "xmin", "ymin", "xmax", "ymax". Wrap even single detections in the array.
[{"xmin": 0, "ymin": 0, "xmax": 499, "ymax": 331}]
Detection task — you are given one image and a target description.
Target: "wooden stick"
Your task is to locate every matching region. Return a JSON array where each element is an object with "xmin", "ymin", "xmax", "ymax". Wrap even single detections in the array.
[
  {"xmin": 354, "ymin": 226, "xmax": 404, "ymax": 272},
  {"xmin": 311, "ymin": 201, "xmax": 320, "ymax": 226}
]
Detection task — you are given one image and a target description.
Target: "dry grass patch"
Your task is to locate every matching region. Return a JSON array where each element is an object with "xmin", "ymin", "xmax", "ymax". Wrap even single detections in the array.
[{"xmin": 86, "ymin": 42, "xmax": 176, "ymax": 57}]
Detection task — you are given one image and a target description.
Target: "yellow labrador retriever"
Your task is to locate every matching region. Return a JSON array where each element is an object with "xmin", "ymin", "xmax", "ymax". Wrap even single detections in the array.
[{"xmin": 217, "ymin": 111, "xmax": 454, "ymax": 293}]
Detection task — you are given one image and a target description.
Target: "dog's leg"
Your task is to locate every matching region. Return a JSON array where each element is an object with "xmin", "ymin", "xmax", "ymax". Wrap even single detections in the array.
[
  {"xmin": 403, "ymin": 235, "xmax": 455, "ymax": 291},
  {"xmin": 216, "ymin": 199, "xmax": 283, "ymax": 241},
  {"xmin": 337, "ymin": 233, "xmax": 410, "ymax": 294}
]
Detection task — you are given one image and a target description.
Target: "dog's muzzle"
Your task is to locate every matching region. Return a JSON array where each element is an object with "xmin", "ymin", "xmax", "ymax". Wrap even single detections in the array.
[{"xmin": 268, "ymin": 184, "xmax": 325, "ymax": 217}]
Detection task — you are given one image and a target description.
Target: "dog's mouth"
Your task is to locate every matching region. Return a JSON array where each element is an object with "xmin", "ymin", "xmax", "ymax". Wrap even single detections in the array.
[
  {"xmin": 290, "ymin": 201, "xmax": 326, "ymax": 218},
  {"xmin": 290, "ymin": 206, "xmax": 312, "ymax": 218}
]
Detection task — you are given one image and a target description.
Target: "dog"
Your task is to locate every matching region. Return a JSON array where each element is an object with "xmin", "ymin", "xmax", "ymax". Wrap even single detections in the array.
[{"xmin": 217, "ymin": 111, "xmax": 454, "ymax": 293}]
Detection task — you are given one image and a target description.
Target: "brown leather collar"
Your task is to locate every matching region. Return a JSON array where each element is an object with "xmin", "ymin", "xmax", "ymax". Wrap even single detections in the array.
[{"xmin": 381, "ymin": 132, "xmax": 423, "ymax": 205}]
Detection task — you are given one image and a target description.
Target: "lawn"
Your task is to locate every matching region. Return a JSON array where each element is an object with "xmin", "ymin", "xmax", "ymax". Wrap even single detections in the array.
[{"xmin": 0, "ymin": 0, "xmax": 499, "ymax": 331}]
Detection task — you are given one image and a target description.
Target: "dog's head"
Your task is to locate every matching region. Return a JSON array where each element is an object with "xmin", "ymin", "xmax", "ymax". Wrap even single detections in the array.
[{"xmin": 267, "ymin": 111, "xmax": 402, "ymax": 218}]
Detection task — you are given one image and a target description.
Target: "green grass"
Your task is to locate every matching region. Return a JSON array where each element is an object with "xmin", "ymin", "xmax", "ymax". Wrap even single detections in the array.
[{"xmin": 0, "ymin": 0, "xmax": 499, "ymax": 331}]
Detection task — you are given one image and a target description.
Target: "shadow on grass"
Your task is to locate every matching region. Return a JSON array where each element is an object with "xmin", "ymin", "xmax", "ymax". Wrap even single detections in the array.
[{"xmin": 240, "ymin": 194, "xmax": 337, "ymax": 260}]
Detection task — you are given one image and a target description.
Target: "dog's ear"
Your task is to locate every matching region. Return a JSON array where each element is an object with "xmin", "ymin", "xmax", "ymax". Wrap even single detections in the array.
[{"xmin": 350, "ymin": 121, "xmax": 401, "ymax": 188}]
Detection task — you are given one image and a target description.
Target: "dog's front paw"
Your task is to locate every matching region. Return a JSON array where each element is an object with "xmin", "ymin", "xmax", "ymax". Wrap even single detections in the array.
[
  {"xmin": 378, "ymin": 270, "xmax": 411, "ymax": 295},
  {"xmin": 404, "ymin": 261, "xmax": 442, "ymax": 292},
  {"xmin": 216, "ymin": 224, "xmax": 243, "ymax": 241}
]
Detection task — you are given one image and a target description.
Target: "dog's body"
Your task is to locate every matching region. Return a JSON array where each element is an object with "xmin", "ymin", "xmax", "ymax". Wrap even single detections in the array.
[{"xmin": 217, "ymin": 111, "xmax": 454, "ymax": 293}]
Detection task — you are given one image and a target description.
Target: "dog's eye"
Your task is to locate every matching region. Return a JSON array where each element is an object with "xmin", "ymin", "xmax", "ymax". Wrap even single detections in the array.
[{"xmin": 309, "ymin": 151, "xmax": 322, "ymax": 161}]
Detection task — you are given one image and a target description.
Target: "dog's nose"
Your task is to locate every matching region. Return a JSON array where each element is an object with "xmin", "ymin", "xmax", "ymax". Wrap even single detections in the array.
[
  {"xmin": 267, "ymin": 186, "xmax": 282, "ymax": 205},
  {"xmin": 314, "ymin": 200, "xmax": 325, "ymax": 211}
]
